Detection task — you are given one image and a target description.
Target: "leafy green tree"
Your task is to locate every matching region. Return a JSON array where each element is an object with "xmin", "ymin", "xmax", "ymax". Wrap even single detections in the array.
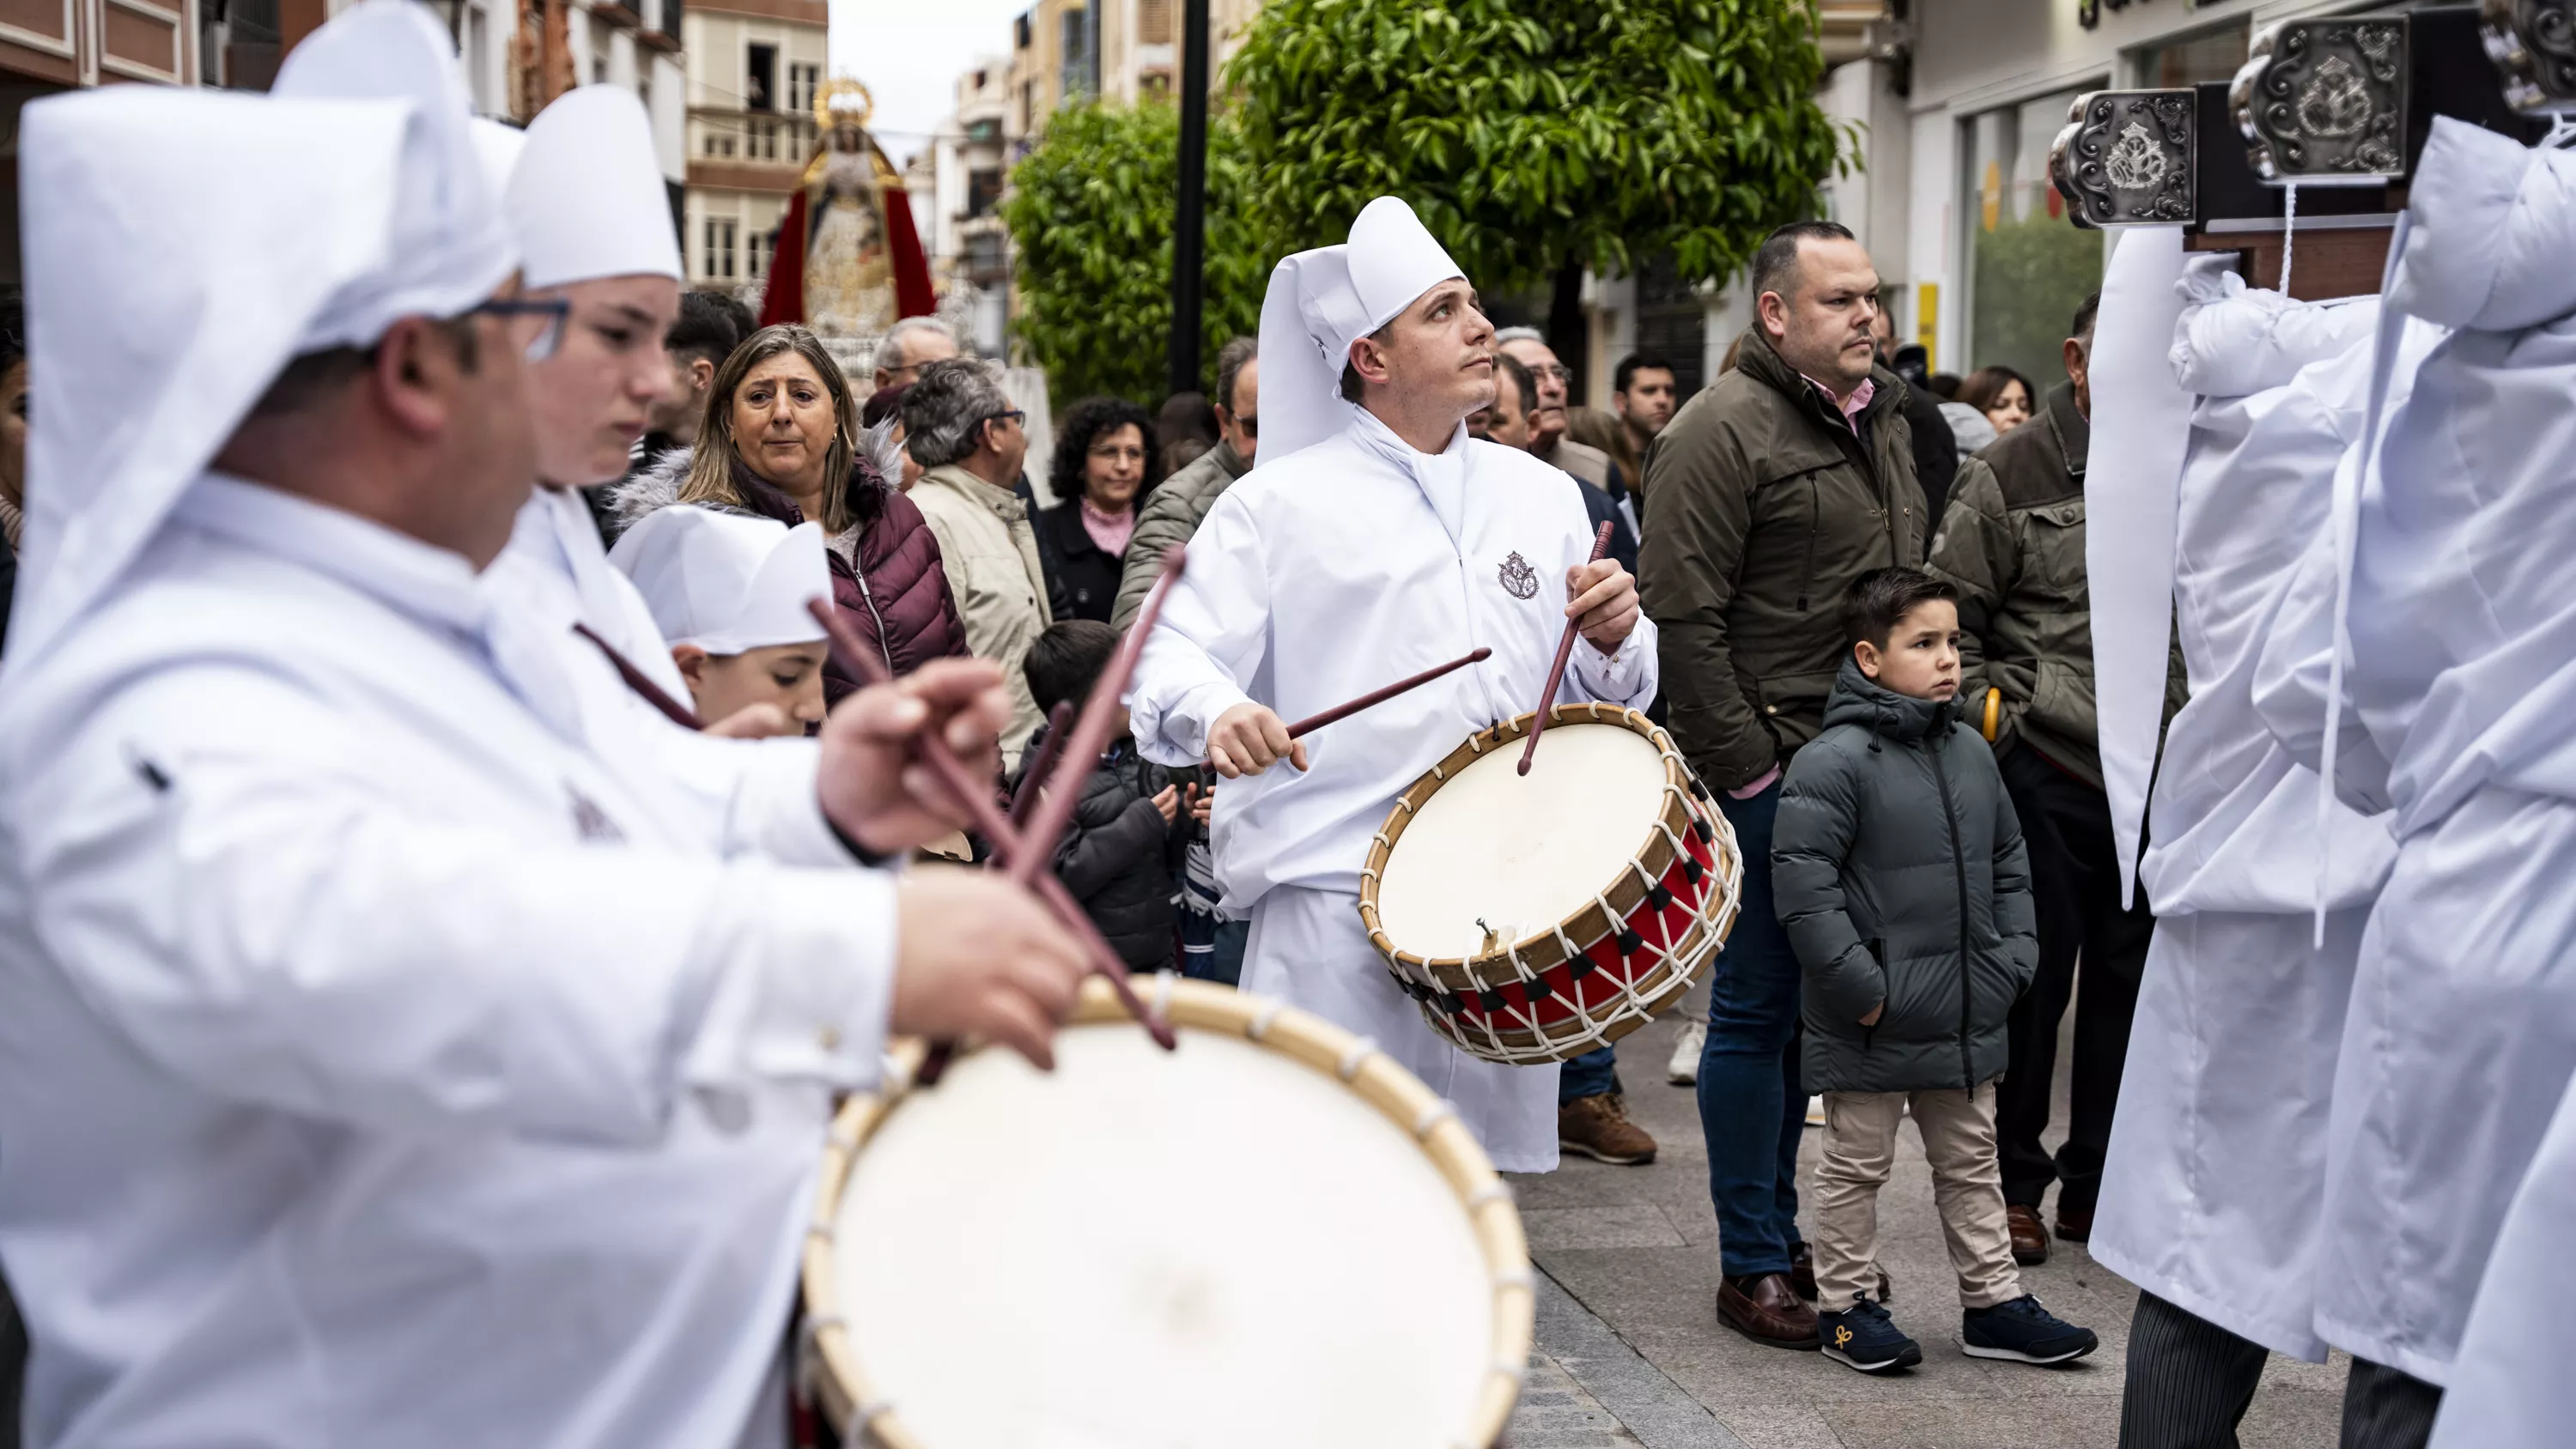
[
  {"xmin": 1002, "ymin": 101, "xmax": 1269, "ymax": 409},
  {"xmin": 1226, "ymin": 0, "xmax": 1848, "ymax": 296}
]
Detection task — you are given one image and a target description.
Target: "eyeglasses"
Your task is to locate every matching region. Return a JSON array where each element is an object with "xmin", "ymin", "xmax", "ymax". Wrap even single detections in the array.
[
  {"xmin": 1235, "ymin": 414, "xmax": 1258, "ymax": 438},
  {"xmin": 981, "ymin": 409, "xmax": 1027, "ymax": 430},
  {"xmin": 1532, "ymin": 363, "xmax": 1573, "ymax": 385},
  {"xmin": 469, "ymin": 297, "xmax": 572, "ymax": 361}
]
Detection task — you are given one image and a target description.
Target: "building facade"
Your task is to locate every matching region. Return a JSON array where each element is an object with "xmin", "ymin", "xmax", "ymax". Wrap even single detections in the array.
[
  {"xmin": 1825, "ymin": 0, "xmax": 2375, "ymax": 389},
  {"xmin": 682, "ymin": 0, "xmax": 823, "ymax": 300}
]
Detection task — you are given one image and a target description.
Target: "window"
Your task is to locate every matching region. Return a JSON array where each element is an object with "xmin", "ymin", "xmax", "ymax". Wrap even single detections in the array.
[
  {"xmin": 1960, "ymin": 86, "xmax": 2106, "ymax": 385},
  {"xmin": 749, "ymin": 231, "xmax": 770, "ymax": 282},
  {"xmin": 746, "ymin": 42, "xmax": 777, "ymax": 111},
  {"xmin": 965, "ymin": 167, "xmax": 1003, "ymax": 218},
  {"xmin": 704, "ymin": 218, "xmax": 738, "ymax": 280},
  {"xmin": 592, "ymin": 53, "xmax": 608, "ymax": 85},
  {"xmin": 964, "ymin": 117, "xmax": 1002, "ymax": 146},
  {"xmin": 703, "ymin": 122, "xmax": 736, "ymax": 158},
  {"xmin": 464, "ymin": 7, "xmax": 490, "ymax": 112},
  {"xmin": 1138, "ymin": 0, "xmax": 1171, "ymax": 45},
  {"xmin": 1014, "ymin": 10, "xmax": 1030, "ymax": 50},
  {"xmin": 789, "ymin": 62, "xmax": 820, "ymax": 114},
  {"xmin": 2136, "ymin": 19, "xmax": 2251, "ymax": 89},
  {"xmin": 636, "ymin": 59, "xmax": 652, "ymax": 112}
]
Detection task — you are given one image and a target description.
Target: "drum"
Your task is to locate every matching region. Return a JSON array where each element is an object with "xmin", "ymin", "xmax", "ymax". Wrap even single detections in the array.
[
  {"xmin": 802, "ymin": 975, "xmax": 1533, "ymax": 1449},
  {"xmin": 1358, "ymin": 703, "xmax": 1741, "ymax": 1065}
]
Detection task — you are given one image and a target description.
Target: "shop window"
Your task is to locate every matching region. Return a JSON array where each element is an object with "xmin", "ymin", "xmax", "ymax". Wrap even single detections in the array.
[{"xmin": 1960, "ymin": 85, "xmax": 2105, "ymax": 389}]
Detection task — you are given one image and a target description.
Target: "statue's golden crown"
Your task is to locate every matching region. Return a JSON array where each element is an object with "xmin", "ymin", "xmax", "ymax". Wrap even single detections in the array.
[{"xmin": 816, "ymin": 76, "xmax": 872, "ymax": 132}]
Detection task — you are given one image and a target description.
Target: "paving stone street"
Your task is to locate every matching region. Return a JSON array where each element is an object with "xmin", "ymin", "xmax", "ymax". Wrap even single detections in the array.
[{"xmin": 1502, "ymin": 1005, "xmax": 2348, "ymax": 1449}]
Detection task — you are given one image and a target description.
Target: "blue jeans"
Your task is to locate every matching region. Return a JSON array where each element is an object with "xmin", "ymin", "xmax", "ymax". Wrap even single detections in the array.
[
  {"xmin": 1559, "ymin": 1046, "xmax": 1619, "ymax": 1103},
  {"xmin": 1182, "ymin": 917, "xmax": 1249, "ymax": 987},
  {"xmin": 1697, "ymin": 777, "xmax": 1808, "ymax": 1277}
]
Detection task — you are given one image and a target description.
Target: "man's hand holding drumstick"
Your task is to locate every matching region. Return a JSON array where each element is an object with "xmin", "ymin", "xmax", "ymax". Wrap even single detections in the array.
[
  {"xmin": 1206, "ymin": 703, "xmax": 1309, "ymax": 779},
  {"xmin": 1565, "ymin": 557, "xmax": 1643, "ymax": 653}
]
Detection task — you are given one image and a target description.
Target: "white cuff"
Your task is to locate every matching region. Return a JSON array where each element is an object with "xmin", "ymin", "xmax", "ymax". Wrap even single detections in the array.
[
  {"xmin": 683, "ymin": 862, "xmax": 898, "ymax": 1096},
  {"xmin": 732, "ymin": 738, "xmax": 861, "ymax": 869},
  {"xmin": 1138, "ymin": 678, "xmax": 1254, "ymax": 767}
]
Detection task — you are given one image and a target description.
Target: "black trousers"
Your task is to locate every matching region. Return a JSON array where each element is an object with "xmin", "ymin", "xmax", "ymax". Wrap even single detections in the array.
[
  {"xmin": 2339, "ymin": 1358, "xmax": 2442, "ymax": 1449},
  {"xmin": 2120, "ymin": 1291, "xmax": 2269, "ymax": 1449},
  {"xmin": 1995, "ymin": 745, "xmax": 2154, "ymax": 1216}
]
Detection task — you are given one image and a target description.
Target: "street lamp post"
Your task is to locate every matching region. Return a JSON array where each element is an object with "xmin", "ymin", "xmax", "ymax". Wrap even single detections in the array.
[{"xmin": 1165, "ymin": 0, "xmax": 1210, "ymax": 401}]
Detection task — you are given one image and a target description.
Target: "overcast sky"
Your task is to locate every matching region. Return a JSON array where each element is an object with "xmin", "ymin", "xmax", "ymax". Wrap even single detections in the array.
[{"xmin": 832, "ymin": 0, "xmax": 1027, "ymax": 170}]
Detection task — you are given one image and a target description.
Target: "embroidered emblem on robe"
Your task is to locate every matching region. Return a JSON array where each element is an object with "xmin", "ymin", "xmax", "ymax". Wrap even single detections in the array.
[
  {"xmin": 568, "ymin": 787, "xmax": 625, "ymax": 843},
  {"xmin": 1498, "ymin": 551, "xmax": 1540, "ymax": 600}
]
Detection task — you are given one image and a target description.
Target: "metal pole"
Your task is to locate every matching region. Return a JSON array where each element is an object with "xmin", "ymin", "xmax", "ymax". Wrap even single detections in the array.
[{"xmin": 1166, "ymin": 0, "xmax": 1211, "ymax": 400}]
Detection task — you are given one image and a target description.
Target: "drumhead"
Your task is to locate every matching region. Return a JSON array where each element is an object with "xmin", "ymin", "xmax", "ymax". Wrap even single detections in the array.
[
  {"xmin": 818, "ymin": 985, "xmax": 1525, "ymax": 1449},
  {"xmin": 1373, "ymin": 721, "xmax": 1669, "ymax": 959}
]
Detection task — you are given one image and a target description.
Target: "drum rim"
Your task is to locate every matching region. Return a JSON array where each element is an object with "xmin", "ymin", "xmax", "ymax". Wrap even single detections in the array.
[
  {"xmin": 800, "ymin": 974, "xmax": 1537, "ymax": 1448},
  {"xmin": 1355, "ymin": 706, "xmax": 1745, "ymax": 1059}
]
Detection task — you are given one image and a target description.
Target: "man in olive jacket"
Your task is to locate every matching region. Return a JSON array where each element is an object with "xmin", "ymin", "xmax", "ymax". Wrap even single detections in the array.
[
  {"xmin": 1113, "ymin": 338, "xmax": 1257, "ymax": 630},
  {"xmin": 1637, "ymin": 220, "xmax": 1926, "ymax": 1350},
  {"xmin": 1928, "ymin": 292, "xmax": 2155, "ymax": 1268}
]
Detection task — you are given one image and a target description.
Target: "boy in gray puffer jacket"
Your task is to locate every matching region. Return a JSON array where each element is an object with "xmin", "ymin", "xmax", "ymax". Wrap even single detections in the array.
[{"xmin": 1773, "ymin": 567, "xmax": 2095, "ymax": 1374}]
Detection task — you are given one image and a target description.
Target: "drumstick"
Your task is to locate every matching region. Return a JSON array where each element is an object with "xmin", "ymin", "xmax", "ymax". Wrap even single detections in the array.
[
  {"xmin": 1009, "ymin": 700, "xmax": 1078, "ymax": 828},
  {"xmin": 1282, "ymin": 647, "xmax": 1492, "ymax": 740},
  {"xmin": 1517, "ymin": 520, "xmax": 1615, "ymax": 777},
  {"xmin": 1007, "ymin": 545, "xmax": 1186, "ymax": 889},
  {"xmin": 804, "ymin": 599, "xmax": 1176, "ymax": 1059}
]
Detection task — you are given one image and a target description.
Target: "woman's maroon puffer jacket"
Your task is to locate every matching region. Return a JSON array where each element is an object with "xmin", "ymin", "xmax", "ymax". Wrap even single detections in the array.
[{"xmin": 611, "ymin": 448, "xmax": 969, "ymax": 702}]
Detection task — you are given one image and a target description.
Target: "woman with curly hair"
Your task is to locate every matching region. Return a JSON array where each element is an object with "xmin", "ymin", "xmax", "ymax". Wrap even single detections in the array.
[{"xmin": 1036, "ymin": 396, "xmax": 1160, "ymax": 623}]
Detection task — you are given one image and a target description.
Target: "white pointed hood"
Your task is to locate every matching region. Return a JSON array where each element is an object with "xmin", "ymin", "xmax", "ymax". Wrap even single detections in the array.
[
  {"xmin": 607, "ymin": 506, "xmax": 830, "ymax": 656},
  {"xmin": 9, "ymin": 0, "xmax": 512, "ymax": 680},
  {"xmin": 507, "ymin": 85, "xmax": 683, "ymax": 289},
  {"xmin": 1255, "ymin": 197, "xmax": 1466, "ymax": 462}
]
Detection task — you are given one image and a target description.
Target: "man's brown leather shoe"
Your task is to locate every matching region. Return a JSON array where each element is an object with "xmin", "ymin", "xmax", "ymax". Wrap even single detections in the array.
[
  {"xmin": 1558, "ymin": 1093, "xmax": 1657, "ymax": 1165},
  {"xmin": 2055, "ymin": 1206, "xmax": 2093, "ymax": 1244},
  {"xmin": 2008, "ymin": 1204, "xmax": 2050, "ymax": 1266},
  {"xmin": 1716, "ymin": 1271, "xmax": 1820, "ymax": 1349}
]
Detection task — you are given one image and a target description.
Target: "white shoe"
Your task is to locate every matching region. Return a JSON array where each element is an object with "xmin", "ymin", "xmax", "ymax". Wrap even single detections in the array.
[{"xmin": 1667, "ymin": 1021, "xmax": 1706, "ymax": 1085}]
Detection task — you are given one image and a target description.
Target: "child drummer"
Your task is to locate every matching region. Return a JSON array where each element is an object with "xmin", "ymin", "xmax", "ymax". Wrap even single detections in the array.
[{"xmin": 1127, "ymin": 197, "xmax": 1654, "ymax": 1173}]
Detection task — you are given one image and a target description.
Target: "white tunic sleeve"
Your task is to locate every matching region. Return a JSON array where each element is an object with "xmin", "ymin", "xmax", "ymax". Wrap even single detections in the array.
[
  {"xmin": 17, "ymin": 664, "xmax": 897, "ymax": 1145},
  {"xmin": 2251, "ymin": 508, "xmax": 2395, "ymax": 816},
  {"xmin": 1129, "ymin": 488, "xmax": 1270, "ymax": 767},
  {"xmin": 1568, "ymin": 617, "xmax": 1658, "ymax": 711}
]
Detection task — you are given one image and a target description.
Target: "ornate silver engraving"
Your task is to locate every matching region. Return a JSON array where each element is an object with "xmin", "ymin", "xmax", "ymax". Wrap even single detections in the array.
[
  {"xmin": 2105, "ymin": 122, "xmax": 2168, "ymax": 188},
  {"xmin": 2482, "ymin": 0, "xmax": 2576, "ymax": 114},
  {"xmin": 2233, "ymin": 19, "xmax": 2409, "ymax": 185},
  {"xmin": 2048, "ymin": 88, "xmax": 2196, "ymax": 228}
]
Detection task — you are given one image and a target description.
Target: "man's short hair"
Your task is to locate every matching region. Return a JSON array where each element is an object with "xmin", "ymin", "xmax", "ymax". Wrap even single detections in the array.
[
  {"xmin": 902, "ymin": 357, "xmax": 1013, "ymax": 468},
  {"xmin": 1336, "ymin": 318, "xmax": 1395, "ymax": 405},
  {"xmin": 2070, "ymin": 290, "xmax": 2102, "ymax": 350},
  {"xmin": 1614, "ymin": 353, "xmax": 1676, "ymax": 395},
  {"xmin": 1492, "ymin": 349, "xmax": 1537, "ymax": 418},
  {"xmin": 1492, "ymin": 325, "xmax": 1546, "ymax": 348},
  {"xmin": 668, "ymin": 289, "xmax": 749, "ymax": 368},
  {"xmin": 882, "ymin": 316, "xmax": 957, "ymax": 369},
  {"xmin": 248, "ymin": 313, "xmax": 481, "ymax": 419},
  {"xmin": 1841, "ymin": 566, "xmax": 1958, "ymax": 652},
  {"xmin": 1214, "ymin": 336, "xmax": 1257, "ymax": 416},
  {"xmin": 1024, "ymin": 619, "xmax": 1120, "ymax": 716},
  {"xmin": 1750, "ymin": 220, "xmax": 1859, "ymax": 303}
]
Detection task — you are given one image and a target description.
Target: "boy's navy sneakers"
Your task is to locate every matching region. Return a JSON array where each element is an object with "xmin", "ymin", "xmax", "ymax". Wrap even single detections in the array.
[
  {"xmin": 1819, "ymin": 1296, "xmax": 1923, "ymax": 1373},
  {"xmin": 1960, "ymin": 1294, "xmax": 2099, "ymax": 1365}
]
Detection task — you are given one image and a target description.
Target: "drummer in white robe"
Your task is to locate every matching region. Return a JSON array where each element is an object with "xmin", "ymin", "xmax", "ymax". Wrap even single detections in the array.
[
  {"xmin": 1128, "ymin": 197, "xmax": 1656, "ymax": 1173},
  {"xmin": 0, "ymin": 9, "xmax": 1084, "ymax": 1446},
  {"xmin": 2081, "ymin": 234, "xmax": 2410, "ymax": 1445}
]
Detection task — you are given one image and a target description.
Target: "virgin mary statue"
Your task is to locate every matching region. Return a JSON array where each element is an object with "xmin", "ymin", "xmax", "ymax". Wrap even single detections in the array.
[{"xmin": 758, "ymin": 78, "xmax": 933, "ymax": 335}]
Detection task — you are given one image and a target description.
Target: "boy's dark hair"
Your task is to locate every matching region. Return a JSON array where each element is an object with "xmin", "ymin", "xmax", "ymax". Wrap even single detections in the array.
[
  {"xmin": 1024, "ymin": 620, "xmax": 1121, "ymax": 715},
  {"xmin": 668, "ymin": 289, "xmax": 750, "ymax": 369},
  {"xmin": 1613, "ymin": 352, "xmax": 1676, "ymax": 394},
  {"xmin": 1841, "ymin": 567, "xmax": 1957, "ymax": 652}
]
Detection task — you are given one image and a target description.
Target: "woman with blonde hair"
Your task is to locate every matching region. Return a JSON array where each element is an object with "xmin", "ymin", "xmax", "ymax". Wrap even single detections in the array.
[{"xmin": 611, "ymin": 323, "xmax": 965, "ymax": 701}]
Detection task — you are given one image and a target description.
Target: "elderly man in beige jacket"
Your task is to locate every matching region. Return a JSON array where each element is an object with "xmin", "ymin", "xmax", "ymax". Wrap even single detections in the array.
[{"xmin": 901, "ymin": 358, "xmax": 1054, "ymax": 767}]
